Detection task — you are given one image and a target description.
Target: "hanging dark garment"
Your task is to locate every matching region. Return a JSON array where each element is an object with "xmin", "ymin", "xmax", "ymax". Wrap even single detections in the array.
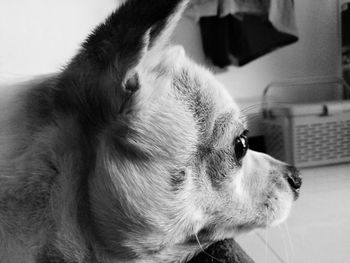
[
  {"xmin": 185, "ymin": 0, "xmax": 299, "ymax": 67},
  {"xmin": 199, "ymin": 14, "xmax": 298, "ymax": 67},
  {"xmin": 342, "ymin": 2, "xmax": 350, "ymax": 47}
]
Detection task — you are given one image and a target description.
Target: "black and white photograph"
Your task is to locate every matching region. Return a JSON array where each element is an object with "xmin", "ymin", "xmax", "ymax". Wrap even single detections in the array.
[{"xmin": 0, "ymin": 0, "xmax": 349, "ymax": 262}]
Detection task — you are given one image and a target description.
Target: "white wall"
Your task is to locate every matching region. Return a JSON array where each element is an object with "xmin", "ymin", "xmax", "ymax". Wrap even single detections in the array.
[
  {"xmin": 0, "ymin": 0, "xmax": 340, "ymax": 87},
  {"xmin": 0, "ymin": 0, "xmax": 117, "ymax": 81}
]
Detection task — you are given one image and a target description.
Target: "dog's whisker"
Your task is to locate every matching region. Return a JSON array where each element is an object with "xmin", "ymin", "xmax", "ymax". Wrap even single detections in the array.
[
  {"xmin": 239, "ymin": 100, "xmax": 296, "ymax": 113},
  {"xmin": 265, "ymin": 207, "xmax": 269, "ymax": 263},
  {"xmin": 243, "ymin": 115, "xmax": 264, "ymax": 124},
  {"xmin": 244, "ymin": 111, "xmax": 264, "ymax": 117},
  {"xmin": 239, "ymin": 117, "xmax": 264, "ymax": 128},
  {"xmin": 240, "ymin": 113, "xmax": 263, "ymax": 121},
  {"xmin": 194, "ymin": 233, "xmax": 223, "ymax": 263},
  {"xmin": 283, "ymin": 222, "xmax": 296, "ymax": 260},
  {"xmin": 277, "ymin": 220, "xmax": 290, "ymax": 263},
  {"xmin": 239, "ymin": 103, "xmax": 265, "ymax": 114},
  {"xmin": 255, "ymin": 219, "xmax": 270, "ymax": 263},
  {"xmin": 239, "ymin": 100, "xmax": 297, "ymax": 118}
]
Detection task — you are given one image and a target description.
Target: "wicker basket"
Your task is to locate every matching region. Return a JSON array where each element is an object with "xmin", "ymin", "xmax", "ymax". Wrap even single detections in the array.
[{"xmin": 262, "ymin": 78, "xmax": 350, "ymax": 168}]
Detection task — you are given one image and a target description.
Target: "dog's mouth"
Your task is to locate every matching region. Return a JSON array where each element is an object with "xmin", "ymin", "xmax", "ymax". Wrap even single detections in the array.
[{"xmin": 291, "ymin": 186, "xmax": 301, "ymax": 200}]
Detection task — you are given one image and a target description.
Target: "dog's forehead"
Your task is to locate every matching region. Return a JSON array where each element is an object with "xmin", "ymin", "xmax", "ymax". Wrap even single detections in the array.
[
  {"xmin": 144, "ymin": 46, "xmax": 237, "ymax": 112},
  {"xmin": 140, "ymin": 46, "xmax": 243, "ymax": 143},
  {"xmin": 168, "ymin": 51, "xmax": 237, "ymax": 111},
  {"xmin": 169, "ymin": 55, "xmax": 243, "ymax": 143}
]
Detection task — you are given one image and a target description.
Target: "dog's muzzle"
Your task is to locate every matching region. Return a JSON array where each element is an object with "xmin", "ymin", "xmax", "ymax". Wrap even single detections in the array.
[{"xmin": 284, "ymin": 165, "xmax": 302, "ymax": 200}]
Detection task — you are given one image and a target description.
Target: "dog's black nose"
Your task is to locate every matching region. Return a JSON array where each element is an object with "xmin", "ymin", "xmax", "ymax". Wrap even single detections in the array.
[{"xmin": 284, "ymin": 165, "xmax": 302, "ymax": 199}]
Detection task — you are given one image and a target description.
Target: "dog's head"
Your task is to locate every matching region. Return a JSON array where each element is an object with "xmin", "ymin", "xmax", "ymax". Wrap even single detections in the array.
[{"xmin": 54, "ymin": 0, "xmax": 301, "ymax": 261}]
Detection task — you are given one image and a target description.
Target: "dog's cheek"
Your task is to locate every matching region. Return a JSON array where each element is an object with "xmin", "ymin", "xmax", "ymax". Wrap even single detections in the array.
[{"xmin": 234, "ymin": 153, "xmax": 276, "ymax": 225}]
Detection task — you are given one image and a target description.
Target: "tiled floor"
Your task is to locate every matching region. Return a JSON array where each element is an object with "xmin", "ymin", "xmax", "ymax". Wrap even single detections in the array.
[{"xmin": 237, "ymin": 163, "xmax": 350, "ymax": 263}]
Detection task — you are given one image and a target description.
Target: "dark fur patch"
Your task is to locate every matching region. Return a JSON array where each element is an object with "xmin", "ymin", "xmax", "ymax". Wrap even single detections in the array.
[
  {"xmin": 36, "ymin": 245, "xmax": 67, "ymax": 263},
  {"xmin": 170, "ymin": 170, "xmax": 186, "ymax": 191},
  {"xmin": 17, "ymin": 76, "xmax": 59, "ymax": 134},
  {"xmin": 172, "ymin": 72, "xmax": 242, "ymax": 188},
  {"xmin": 172, "ymin": 70, "xmax": 214, "ymax": 141},
  {"xmin": 211, "ymin": 112, "xmax": 233, "ymax": 142},
  {"xmin": 205, "ymin": 149, "xmax": 236, "ymax": 188},
  {"xmin": 185, "ymin": 225, "xmax": 216, "ymax": 244}
]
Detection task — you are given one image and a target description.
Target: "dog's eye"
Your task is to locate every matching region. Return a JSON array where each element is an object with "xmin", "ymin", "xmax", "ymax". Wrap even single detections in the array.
[{"xmin": 234, "ymin": 133, "xmax": 249, "ymax": 162}]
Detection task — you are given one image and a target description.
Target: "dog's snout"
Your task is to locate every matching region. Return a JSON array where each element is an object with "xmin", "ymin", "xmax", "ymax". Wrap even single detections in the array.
[{"xmin": 284, "ymin": 165, "xmax": 302, "ymax": 199}]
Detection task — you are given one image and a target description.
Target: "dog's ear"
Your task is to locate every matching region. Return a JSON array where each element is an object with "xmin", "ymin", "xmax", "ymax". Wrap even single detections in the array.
[{"xmin": 55, "ymin": 0, "xmax": 188, "ymax": 125}]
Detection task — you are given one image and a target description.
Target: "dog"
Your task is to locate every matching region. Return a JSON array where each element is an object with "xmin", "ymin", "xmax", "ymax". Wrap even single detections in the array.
[{"xmin": 0, "ymin": 0, "xmax": 302, "ymax": 262}]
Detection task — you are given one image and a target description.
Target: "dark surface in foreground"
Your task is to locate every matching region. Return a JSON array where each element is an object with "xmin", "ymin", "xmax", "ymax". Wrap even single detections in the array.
[{"xmin": 188, "ymin": 239, "xmax": 255, "ymax": 263}]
